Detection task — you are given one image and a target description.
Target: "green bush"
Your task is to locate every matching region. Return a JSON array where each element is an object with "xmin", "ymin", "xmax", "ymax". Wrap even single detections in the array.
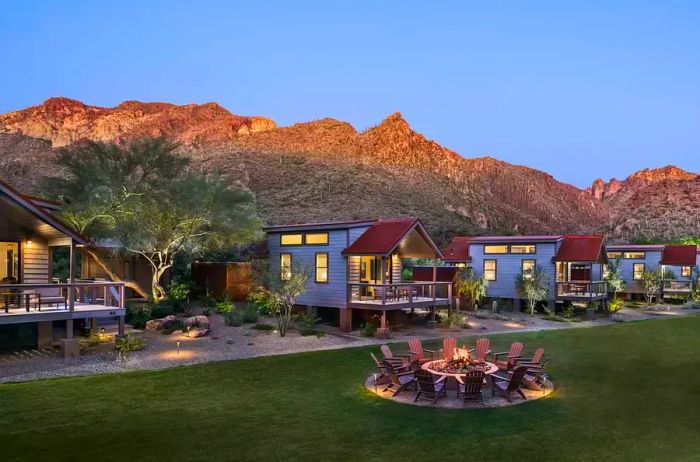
[
  {"xmin": 296, "ymin": 308, "xmax": 323, "ymax": 336},
  {"xmin": 167, "ymin": 281, "xmax": 191, "ymax": 312},
  {"xmin": 441, "ymin": 312, "xmax": 467, "ymax": 329},
  {"xmin": 608, "ymin": 298, "xmax": 624, "ymax": 314},
  {"xmin": 359, "ymin": 322, "xmax": 376, "ymax": 337},
  {"xmin": 125, "ymin": 302, "xmax": 152, "ymax": 329},
  {"xmin": 224, "ymin": 311, "xmax": 243, "ymax": 327},
  {"xmin": 215, "ymin": 301, "xmax": 234, "ymax": 315},
  {"xmin": 115, "ymin": 333, "xmax": 144, "ymax": 355},
  {"xmin": 247, "ymin": 291, "xmax": 275, "ymax": 316},
  {"xmin": 241, "ymin": 307, "xmax": 259, "ymax": 324},
  {"xmin": 200, "ymin": 285, "xmax": 218, "ymax": 308},
  {"xmin": 251, "ymin": 323, "xmax": 275, "ymax": 331}
]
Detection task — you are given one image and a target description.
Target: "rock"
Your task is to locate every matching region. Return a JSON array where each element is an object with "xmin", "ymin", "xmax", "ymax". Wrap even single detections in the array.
[
  {"xmin": 145, "ymin": 315, "xmax": 177, "ymax": 331},
  {"xmin": 184, "ymin": 315, "xmax": 209, "ymax": 329},
  {"xmin": 185, "ymin": 327, "xmax": 209, "ymax": 338}
]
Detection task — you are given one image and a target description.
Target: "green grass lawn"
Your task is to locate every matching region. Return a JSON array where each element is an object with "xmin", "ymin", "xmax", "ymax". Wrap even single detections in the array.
[{"xmin": 2, "ymin": 316, "xmax": 700, "ymax": 462}]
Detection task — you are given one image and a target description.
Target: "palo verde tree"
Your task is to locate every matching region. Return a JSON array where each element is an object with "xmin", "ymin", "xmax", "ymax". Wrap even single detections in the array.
[
  {"xmin": 516, "ymin": 265, "xmax": 550, "ymax": 315},
  {"xmin": 452, "ymin": 267, "xmax": 488, "ymax": 311},
  {"xmin": 639, "ymin": 268, "xmax": 664, "ymax": 305},
  {"xmin": 42, "ymin": 138, "xmax": 261, "ymax": 301},
  {"xmin": 251, "ymin": 262, "xmax": 309, "ymax": 337},
  {"xmin": 604, "ymin": 259, "xmax": 626, "ymax": 300}
]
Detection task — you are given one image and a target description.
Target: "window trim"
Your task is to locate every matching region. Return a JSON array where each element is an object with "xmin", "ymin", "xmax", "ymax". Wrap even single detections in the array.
[
  {"xmin": 633, "ymin": 263, "xmax": 645, "ymax": 281},
  {"xmin": 623, "ymin": 251, "xmax": 646, "ymax": 259},
  {"xmin": 607, "ymin": 251, "xmax": 622, "ymax": 259},
  {"xmin": 484, "ymin": 259, "xmax": 497, "ymax": 281},
  {"xmin": 280, "ymin": 253, "xmax": 292, "ymax": 281},
  {"xmin": 280, "ymin": 233, "xmax": 303, "ymax": 246},
  {"xmin": 1, "ymin": 240, "xmax": 21, "ymax": 283},
  {"xmin": 682, "ymin": 266, "xmax": 692, "ymax": 278},
  {"xmin": 304, "ymin": 232, "xmax": 329, "ymax": 246},
  {"xmin": 314, "ymin": 252, "xmax": 329, "ymax": 284},
  {"xmin": 511, "ymin": 244, "xmax": 537, "ymax": 254},
  {"xmin": 521, "ymin": 259, "xmax": 536, "ymax": 279}
]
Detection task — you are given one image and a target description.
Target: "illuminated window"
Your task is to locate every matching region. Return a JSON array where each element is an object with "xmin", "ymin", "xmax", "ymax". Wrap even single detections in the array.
[
  {"xmin": 484, "ymin": 245, "xmax": 508, "ymax": 254},
  {"xmin": 315, "ymin": 253, "xmax": 328, "ymax": 283},
  {"xmin": 682, "ymin": 266, "xmax": 692, "ymax": 278},
  {"xmin": 607, "ymin": 251, "xmax": 622, "ymax": 259},
  {"xmin": 624, "ymin": 252, "xmax": 646, "ymax": 259},
  {"xmin": 0, "ymin": 242, "xmax": 19, "ymax": 280},
  {"xmin": 305, "ymin": 232, "xmax": 329, "ymax": 245},
  {"xmin": 484, "ymin": 260, "xmax": 497, "ymax": 281},
  {"xmin": 280, "ymin": 253, "xmax": 292, "ymax": 280},
  {"xmin": 521, "ymin": 259, "xmax": 536, "ymax": 279},
  {"xmin": 455, "ymin": 263, "xmax": 467, "ymax": 268},
  {"xmin": 511, "ymin": 245, "xmax": 536, "ymax": 254},
  {"xmin": 280, "ymin": 234, "xmax": 303, "ymax": 246},
  {"xmin": 633, "ymin": 263, "xmax": 645, "ymax": 281},
  {"xmin": 602, "ymin": 264, "xmax": 610, "ymax": 279}
]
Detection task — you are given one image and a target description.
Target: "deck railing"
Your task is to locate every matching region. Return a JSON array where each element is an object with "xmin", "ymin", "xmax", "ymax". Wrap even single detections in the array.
[
  {"xmin": 348, "ymin": 282, "xmax": 452, "ymax": 306},
  {"xmin": 662, "ymin": 279, "xmax": 693, "ymax": 293},
  {"xmin": 556, "ymin": 281, "xmax": 607, "ymax": 300},
  {"xmin": 0, "ymin": 281, "xmax": 125, "ymax": 314}
]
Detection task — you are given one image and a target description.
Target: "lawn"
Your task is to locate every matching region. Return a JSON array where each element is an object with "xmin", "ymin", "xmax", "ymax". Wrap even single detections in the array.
[{"xmin": 2, "ymin": 316, "xmax": 700, "ymax": 461}]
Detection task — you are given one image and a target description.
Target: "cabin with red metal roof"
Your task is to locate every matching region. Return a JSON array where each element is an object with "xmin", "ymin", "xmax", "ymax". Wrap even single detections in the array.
[
  {"xmin": 606, "ymin": 243, "xmax": 697, "ymax": 299},
  {"xmin": 264, "ymin": 218, "xmax": 450, "ymax": 332}
]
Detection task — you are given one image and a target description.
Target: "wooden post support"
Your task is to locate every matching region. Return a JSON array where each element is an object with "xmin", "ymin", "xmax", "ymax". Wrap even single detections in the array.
[{"xmin": 68, "ymin": 239, "xmax": 76, "ymax": 312}]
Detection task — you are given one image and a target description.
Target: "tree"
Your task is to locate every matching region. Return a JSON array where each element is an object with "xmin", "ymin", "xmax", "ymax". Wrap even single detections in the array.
[
  {"xmin": 604, "ymin": 260, "xmax": 626, "ymax": 300},
  {"xmin": 516, "ymin": 265, "xmax": 550, "ymax": 315},
  {"xmin": 255, "ymin": 263, "xmax": 309, "ymax": 337},
  {"xmin": 42, "ymin": 138, "xmax": 261, "ymax": 301},
  {"xmin": 453, "ymin": 267, "xmax": 487, "ymax": 311},
  {"xmin": 639, "ymin": 269, "xmax": 663, "ymax": 305}
]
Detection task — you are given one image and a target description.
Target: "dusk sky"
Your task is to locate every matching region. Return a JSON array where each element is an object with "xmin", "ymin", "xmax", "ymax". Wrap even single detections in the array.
[{"xmin": 2, "ymin": 1, "xmax": 699, "ymax": 187}]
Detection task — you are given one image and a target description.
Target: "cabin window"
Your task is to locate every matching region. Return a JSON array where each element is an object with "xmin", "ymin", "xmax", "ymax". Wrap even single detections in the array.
[
  {"xmin": 607, "ymin": 251, "xmax": 622, "ymax": 259},
  {"xmin": 305, "ymin": 232, "xmax": 329, "ymax": 245},
  {"xmin": 280, "ymin": 253, "xmax": 292, "ymax": 280},
  {"xmin": 602, "ymin": 264, "xmax": 610, "ymax": 279},
  {"xmin": 0, "ymin": 242, "xmax": 19, "ymax": 281},
  {"xmin": 624, "ymin": 252, "xmax": 646, "ymax": 259},
  {"xmin": 484, "ymin": 245, "xmax": 508, "ymax": 254},
  {"xmin": 484, "ymin": 260, "xmax": 497, "ymax": 281},
  {"xmin": 521, "ymin": 259, "xmax": 536, "ymax": 279},
  {"xmin": 682, "ymin": 266, "xmax": 692, "ymax": 278},
  {"xmin": 280, "ymin": 234, "xmax": 303, "ymax": 246},
  {"xmin": 315, "ymin": 253, "xmax": 329, "ymax": 283},
  {"xmin": 455, "ymin": 263, "xmax": 467, "ymax": 268},
  {"xmin": 512, "ymin": 245, "xmax": 536, "ymax": 254},
  {"xmin": 633, "ymin": 263, "xmax": 645, "ymax": 280}
]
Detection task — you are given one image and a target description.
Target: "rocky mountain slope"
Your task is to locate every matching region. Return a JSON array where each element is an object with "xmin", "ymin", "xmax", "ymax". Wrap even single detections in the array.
[{"xmin": 1, "ymin": 97, "xmax": 697, "ymax": 244}]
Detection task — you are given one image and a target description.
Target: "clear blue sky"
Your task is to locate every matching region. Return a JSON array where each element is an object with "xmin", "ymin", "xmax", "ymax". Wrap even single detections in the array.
[{"xmin": 2, "ymin": 1, "xmax": 699, "ymax": 187}]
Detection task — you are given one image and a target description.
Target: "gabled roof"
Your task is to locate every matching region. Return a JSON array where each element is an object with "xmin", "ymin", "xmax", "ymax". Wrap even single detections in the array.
[
  {"xmin": 443, "ymin": 237, "xmax": 473, "ymax": 262},
  {"xmin": 341, "ymin": 218, "xmax": 442, "ymax": 258},
  {"xmin": 660, "ymin": 245, "xmax": 697, "ymax": 266},
  {"xmin": 0, "ymin": 178, "xmax": 90, "ymax": 246},
  {"xmin": 263, "ymin": 219, "xmax": 377, "ymax": 233},
  {"xmin": 468, "ymin": 235, "xmax": 563, "ymax": 244},
  {"xmin": 554, "ymin": 235, "xmax": 607, "ymax": 263}
]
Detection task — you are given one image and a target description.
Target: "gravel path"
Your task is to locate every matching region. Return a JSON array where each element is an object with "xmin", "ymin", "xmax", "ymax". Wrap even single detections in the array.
[{"xmin": 0, "ymin": 305, "xmax": 695, "ymax": 383}]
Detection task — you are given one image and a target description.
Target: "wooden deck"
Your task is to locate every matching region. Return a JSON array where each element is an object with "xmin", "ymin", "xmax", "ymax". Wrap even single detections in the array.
[
  {"xmin": 0, "ymin": 302, "xmax": 126, "ymax": 325},
  {"xmin": 349, "ymin": 296, "xmax": 451, "ymax": 310}
]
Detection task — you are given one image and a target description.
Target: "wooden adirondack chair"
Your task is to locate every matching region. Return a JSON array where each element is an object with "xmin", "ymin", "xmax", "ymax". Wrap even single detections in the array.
[
  {"xmin": 414, "ymin": 369, "xmax": 447, "ymax": 404},
  {"xmin": 522, "ymin": 359, "xmax": 549, "ymax": 391},
  {"xmin": 457, "ymin": 370, "xmax": 486, "ymax": 404},
  {"xmin": 469, "ymin": 338, "xmax": 491, "ymax": 362},
  {"xmin": 408, "ymin": 338, "xmax": 435, "ymax": 365},
  {"xmin": 371, "ymin": 352, "xmax": 409, "ymax": 381},
  {"xmin": 491, "ymin": 365, "xmax": 528, "ymax": 402},
  {"xmin": 517, "ymin": 348, "xmax": 544, "ymax": 367},
  {"xmin": 441, "ymin": 337, "xmax": 457, "ymax": 360},
  {"xmin": 380, "ymin": 344, "xmax": 411, "ymax": 367},
  {"xmin": 492, "ymin": 342, "xmax": 523, "ymax": 370},
  {"xmin": 381, "ymin": 360, "xmax": 417, "ymax": 396}
]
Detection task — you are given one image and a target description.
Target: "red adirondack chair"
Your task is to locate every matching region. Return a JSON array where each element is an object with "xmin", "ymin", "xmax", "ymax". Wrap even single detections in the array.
[
  {"xmin": 380, "ymin": 344, "xmax": 411, "ymax": 367},
  {"xmin": 517, "ymin": 348, "xmax": 544, "ymax": 367},
  {"xmin": 381, "ymin": 360, "xmax": 417, "ymax": 396},
  {"xmin": 492, "ymin": 341, "xmax": 523, "ymax": 370},
  {"xmin": 469, "ymin": 338, "xmax": 491, "ymax": 362},
  {"xmin": 491, "ymin": 365, "xmax": 528, "ymax": 402},
  {"xmin": 408, "ymin": 338, "xmax": 435, "ymax": 364},
  {"xmin": 441, "ymin": 337, "xmax": 457, "ymax": 360}
]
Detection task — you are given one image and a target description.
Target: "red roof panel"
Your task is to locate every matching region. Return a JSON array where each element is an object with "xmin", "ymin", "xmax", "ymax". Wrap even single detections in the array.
[
  {"xmin": 443, "ymin": 237, "xmax": 472, "ymax": 262},
  {"xmin": 554, "ymin": 235, "xmax": 606, "ymax": 263},
  {"xmin": 660, "ymin": 245, "xmax": 697, "ymax": 266},
  {"xmin": 342, "ymin": 218, "xmax": 441, "ymax": 257}
]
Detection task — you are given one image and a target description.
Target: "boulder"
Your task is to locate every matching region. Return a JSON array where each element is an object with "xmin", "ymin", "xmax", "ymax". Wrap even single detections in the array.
[
  {"xmin": 184, "ymin": 315, "xmax": 209, "ymax": 329},
  {"xmin": 185, "ymin": 327, "xmax": 210, "ymax": 338},
  {"xmin": 145, "ymin": 315, "xmax": 177, "ymax": 331}
]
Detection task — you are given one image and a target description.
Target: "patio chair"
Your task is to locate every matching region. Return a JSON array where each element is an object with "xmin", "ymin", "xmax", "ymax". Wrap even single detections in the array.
[
  {"xmin": 408, "ymin": 338, "xmax": 435, "ymax": 365},
  {"xmin": 491, "ymin": 365, "xmax": 528, "ymax": 402},
  {"xmin": 381, "ymin": 360, "xmax": 417, "ymax": 396},
  {"xmin": 522, "ymin": 359, "xmax": 549, "ymax": 391},
  {"xmin": 457, "ymin": 370, "xmax": 486, "ymax": 405},
  {"xmin": 492, "ymin": 341, "xmax": 523, "ymax": 370},
  {"xmin": 516, "ymin": 348, "xmax": 545, "ymax": 368},
  {"xmin": 414, "ymin": 369, "xmax": 447, "ymax": 404},
  {"xmin": 35, "ymin": 285, "xmax": 67, "ymax": 310},
  {"xmin": 380, "ymin": 344, "xmax": 411, "ymax": 367},
  {"xmin": 371, "ymin": 352, "xmax": 409, "ymax": 381},
  {"xmin": 469, "ymin": 338, "xmax": 491, "ymax": 362},
  {"xmin": 441, "ymin": 337, "xmax": 457, "ymax": 360}
]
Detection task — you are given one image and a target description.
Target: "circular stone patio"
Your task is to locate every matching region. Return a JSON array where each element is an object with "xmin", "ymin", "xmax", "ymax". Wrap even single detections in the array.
[{"xmin": 364, "ymin": 373, "xmax": 554, "ymax": 409}]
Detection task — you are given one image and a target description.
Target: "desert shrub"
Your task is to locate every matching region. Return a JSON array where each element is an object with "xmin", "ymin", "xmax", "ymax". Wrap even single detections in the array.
[
  {"xmin": 251, "ymin": 323, "xmax": 275, "ymax": 331},
  {"xmin": 215, "ymin": 301, "xmax": 234, "ymax": 315},
  {"xmin": 441, "ymin": 312, "xmax": 467, "ymax": 329},
  {"xmin": 224, "ymin": 311, "xmax": 243, "ymax": 327},
  {"xmin": 241, "ymin": 306, "xmax": 259, "ymax": 324},
  {"xmin": 161, "ymin": 320, "xmax": 185, "ymax": 335},
  {"xmin": 125, "ymin": 302, "xmax": 153, "ymax": 328},
  {"xmin": 296, "ymin": 308, "xmax": 323, "ymax": 336},
  {"xmin": 247, "ymin": 291, "xmax": 275, "ymax": 316},
  {"xmin": 360, "ymin": 322, "xmax": 377, "ymax": 337},
  {"xmin": 608, "ymin": 298, "xmax": 624, "ymax": 314},
  {"xmin": 115, "ymin": 333, "xmax": 144, "ymax": 356},
  {"xmin": 200, "ymin": 285, "xmax": 218, "ymax": 308},
  {"xmin": 167, "ymin": 280, "xmax": 191, "ymax": 312}
]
